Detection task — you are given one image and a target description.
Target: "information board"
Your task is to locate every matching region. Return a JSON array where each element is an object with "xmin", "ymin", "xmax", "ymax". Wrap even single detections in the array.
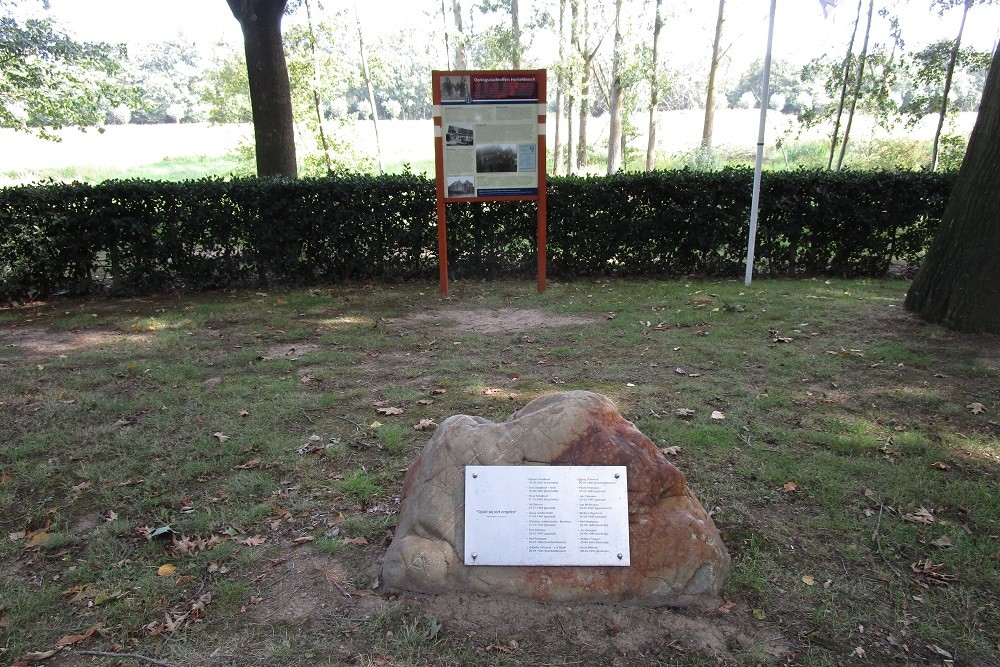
[
  {"xmin": 431, "ymin": 70, "xmax": 548, "ymax": 295},
  {"xmin": 464, "ymin": 465, "xmax": 631, "ymax": 567}
]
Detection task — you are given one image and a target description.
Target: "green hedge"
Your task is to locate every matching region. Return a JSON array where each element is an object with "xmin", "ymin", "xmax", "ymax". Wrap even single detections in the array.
[{"xmin": 0, "ymin": 168, "xmax": 954, "ymax": 300}]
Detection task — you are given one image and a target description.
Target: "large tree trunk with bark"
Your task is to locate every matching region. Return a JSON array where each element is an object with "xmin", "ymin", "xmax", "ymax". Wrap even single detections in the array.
[
  {"xmin": 606, "ymin": 0, "xmax": 623, "ymax": 174},
  {"xmin": 511, "ymin": 0, "xmax": 521, "ymax": 68},
  {"xmin": 645, "ymin": 0, "xmax": 663, "ymax": 171},
  {"xmin": 905, "ymin": 44, "xmax": 1000, "ymax": 333},
  {"xmin": 227, "ymin": 0, "xmax": 297, "ymax": 178},
  {"xmin": 701, "ymin": 0, "xmax": 725, "ymax": 150},
  {"xmin": 931, "ymin": 0, "xmax": 972, "ymax": 171}
]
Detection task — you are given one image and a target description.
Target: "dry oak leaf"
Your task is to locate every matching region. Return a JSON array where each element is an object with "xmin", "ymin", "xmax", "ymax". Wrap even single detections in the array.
[
  {"xmin": 12, "ymin": 649, "xmax": 59, "ymax": 665},
  {"xmin": 157, "ymin": 563, "xmax": 177, "ymax": 576},
  {"xmin": 292, "ymin": 536, "xmax": 315, "ymax": 545},
  {"xmin": 660, "ymin": 446, "xmax": 683, "ymax": 456},
  {"xmin": 967, "ymin": 402, "xmax": 985, "ymax": 414},
  {"xmin": 431, "ymin": 388, "xmax": 447, "ymax": 395},
  {"xmin": 710, "ymin": 410, "xmax": 726, "ymax": 420},
  {"xmin": 26, "ymin": 531, "xmax": 50, "ymax": 548},
  {"xmin": 928, "ymin": 536, "xmax": 954, "ymax": 548},
  {"xmin": 802, "ymin": 575, "xmax": 816, "ymax": 586},
  {"xmin": 71, "ymin": 480, "xmax": 92, "ymax": 491},
  {"xmin": 904, "ymin": 507, "xmax": 935, "ymax": 525},
  {"xmin": 927, "ymin": 644, "xmax": 953, "ymax": 659},
  {"xmin": 417, "ymin": 399, "xmax": 435, "ymax": 405},
  {"xmin": 782, "ymin": 481, "xmax": 799, "ymax": 493},
  {"xmin": 931, "ymin": 461, "xmax": 950, "ymax": 470},
  {"xmin": 675, "ymin": 408, "xmax": 695, "ymax": 418},
  {"xmin": 213, "ymin": 432, "xmax": 230, "ymax": 443},
  {"xmin": 343, "ymin": 536, "xmax": 369, "ymax": 546},
  {"xmin": 413, "ymin": 418, "xmax": 437, "ymax": 431},
  {"xmin": 241, "ymin": 535, "xmax": 266, "ymax": 546},
  {"xmin": 376, "ymin": 407, "xmax": 404, "ymax": 415}
]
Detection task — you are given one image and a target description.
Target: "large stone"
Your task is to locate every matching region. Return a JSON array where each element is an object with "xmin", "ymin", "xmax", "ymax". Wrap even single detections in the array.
[{"xmin": 381, "ymin": 391, "xmax": 730, "ymax": 607}]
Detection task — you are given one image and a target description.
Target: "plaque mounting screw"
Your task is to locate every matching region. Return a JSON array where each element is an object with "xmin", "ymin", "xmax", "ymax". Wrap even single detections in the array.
[
  {"xmin": 614, "ymin": 473, "xmax": 620, "ymax": 479},
  {"xmin": 471, "ymin": 552, "xmax": 478, "ymax": 560},
  {"xmin": 617, "ymin": 553, "xmax": 623, "ymax": 560},
  {"xmin": 472, "ymin": 472, "xmax": 478, "ymax": 478}
]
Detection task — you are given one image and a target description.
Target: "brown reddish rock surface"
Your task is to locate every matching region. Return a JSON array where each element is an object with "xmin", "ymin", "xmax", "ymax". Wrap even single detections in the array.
[{"xmin": 380, "ymin": 391, "xmax": 731, "ymax": 607}]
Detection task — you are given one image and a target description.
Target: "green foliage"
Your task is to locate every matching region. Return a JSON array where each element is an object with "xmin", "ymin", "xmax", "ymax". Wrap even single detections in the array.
[
  {"xmin": 0, "ymin": 9, "xmax": 135, "ymax": 136},
  {"xmin": 0, "ymin": 169, "xmax": 955, "ymax": 300}
]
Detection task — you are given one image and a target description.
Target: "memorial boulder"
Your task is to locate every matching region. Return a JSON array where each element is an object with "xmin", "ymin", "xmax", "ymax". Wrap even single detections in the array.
[{"xmin": 381, "ymin": 391, "xmax": 730, "ymax": 607}]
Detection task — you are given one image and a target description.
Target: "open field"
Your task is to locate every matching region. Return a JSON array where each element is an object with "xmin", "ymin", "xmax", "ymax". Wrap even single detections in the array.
[
  {"xmin": 0, "ymin": 111, "xmax": 978, "ymax": 185},
  {"xmin": 0, "ymin": 278, "xmax": 997, "ymax": 665}
]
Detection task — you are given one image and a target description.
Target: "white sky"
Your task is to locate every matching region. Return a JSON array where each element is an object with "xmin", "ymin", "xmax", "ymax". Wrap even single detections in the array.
[{"xmin": 21, "ymin": 0, "xmax": 1000, "ymax": 67}]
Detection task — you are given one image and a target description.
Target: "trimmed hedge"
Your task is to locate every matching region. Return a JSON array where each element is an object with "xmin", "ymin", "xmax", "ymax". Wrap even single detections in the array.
[{"xmin": 0, "ymin": 168, "xmax": 954, "ymax": 300}]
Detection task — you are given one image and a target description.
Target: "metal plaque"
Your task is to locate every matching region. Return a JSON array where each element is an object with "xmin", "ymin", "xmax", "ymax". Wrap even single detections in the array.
[{"xmin": 464, "ymin": 465, "xmax": 630, "ymax": 566}]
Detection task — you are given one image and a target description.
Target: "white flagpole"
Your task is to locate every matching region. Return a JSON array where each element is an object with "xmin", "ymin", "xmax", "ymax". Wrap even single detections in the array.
[{"xmin": 744, "ymin": 0, "xmax": 777, "ymax": 287}]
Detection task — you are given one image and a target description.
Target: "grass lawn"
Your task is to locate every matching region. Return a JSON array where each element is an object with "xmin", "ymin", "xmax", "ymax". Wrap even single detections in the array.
[{"xmin": 0, "ymin": 278, "xmax": 997, "ymax": 666}]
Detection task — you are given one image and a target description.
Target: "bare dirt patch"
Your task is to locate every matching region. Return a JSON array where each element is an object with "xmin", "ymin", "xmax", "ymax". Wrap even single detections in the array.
[
  {"xmin": 392, "ymin": 308, "xmax": 598, "ymax": 334},
  {"xmin": 264, "ymin": 343, "xmax": 321, "ymax": 360},
  {"xmin": 0, "ymin": 327, "xmax": 152, "ymax": 360}
]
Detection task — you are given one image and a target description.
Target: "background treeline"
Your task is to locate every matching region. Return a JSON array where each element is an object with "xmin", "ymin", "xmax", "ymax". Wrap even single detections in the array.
[{"xmin": 0, "ymin": 169, "xmax": 953, "ymax": 301}]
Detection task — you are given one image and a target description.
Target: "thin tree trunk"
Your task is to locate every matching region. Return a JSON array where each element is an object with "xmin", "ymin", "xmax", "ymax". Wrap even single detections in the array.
[
  {"xmin": 836, "ymin": 0, "xmax": 873, "ymax": 170},
  {"xmin": 554, "ymin": 0, "xmax": 566, "ymax": 175},
  {"xmin": 441, "ymin": 0, "xmax": 451, "ymax": 69},
  {"xmin": 567, "ymin": 0, "xmax": 579, "ymax": 174},
  {"xmin": 646, "ymin": 0, "xmax": 663, "ymax": 171},
  {"xmin": 932, "ymin": 0, "xmax": 972, "ymax": 171},
  {"xmin": 607, "ymin": 0, "xmax": 624, "ymax": 174},
  {"xmin": 512, "ymin": 0, "xmax": 521, "ymax": 68},
  {"xmin": 453, "ymin": 0, "xmax": 468, "ymax": 69},
  {"xmin": 227, "ymin": 0, "xmax": 297, "ymax": 178},
  {"xmin": 828, "ymin": 0, "xmax": 863, "ymax": 170},
  {"xmin": 305, "ymin": 0, "xmax": 332, "ymax": 173},
  {"xmin": 905, "ymin": 41, "xmax": 1000, "ymax": 333},
  {"xmin": 355, "ymin": 6, "xmax": 383, "ymax": 173},
  {"xmin": 702, "ymin": 0, "xmax": 725, "ymax": 150}
]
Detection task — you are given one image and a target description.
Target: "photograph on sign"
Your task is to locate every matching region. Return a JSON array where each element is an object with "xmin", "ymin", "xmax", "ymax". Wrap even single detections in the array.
[{"xmin": 464, "ymin": 465, "xmax": 631, "ymax": 567}]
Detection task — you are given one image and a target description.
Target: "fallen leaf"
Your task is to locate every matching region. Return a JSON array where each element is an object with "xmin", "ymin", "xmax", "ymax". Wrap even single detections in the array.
[
  {"xmin": 802, "ymin": 575, "xmax": 816, "ymax": 586},
  {"xmin": 71, "ymin": 480, "xmax": 92, "ymax": 491},
  {"xmin": 926, "ymin": 644, "xmax": 953, "ymax": 659},
  {"xmin": 606, "ymin": 312, "xmax": 616, "ymax": 320},
  {"xmin": 904, "ymin": 507, "xmax": 935, "ymax": 525},
  {"xmin": 343, "ymin": 536, "xmax": 368, "ymax": 546},
  {"xmin": 413, "ymin": 419, "xmax": 437, "ymax": 431},
  {"xmin": 417, "ymin": 399, "xmax": 435, "ymax": 405},
  {"xmin": 967, "ymin": 402, "xmax": 985, "ymax": 414},
  {"xmin": 782, "ymin": 482, "xmax": 799, "ymax": 493},
  {"xmin": 26, "ymin": 531, "xmax": 50, "ymax": 548},
  {"xmin": 157, "ymin": 563, "xmax": 177, "ymax": 576},
  {"xmin": 852, "ymin": 646, "xmax": 867, "ymax": 659},
  {"xmin": 931, "ymin": 461, "xmax": 950, "ymax": 471},
  {"xmin": 675, "ymin": 367, "xmax": 686, "ymax": 375},
  {"xmin": 431, "ymin": 388, "xmax": 446, "ymax": 395},
  {"xmin": 823, "ymin": 579, "xmax": 833, "ymax": 589},
  {"xmin": 55, "ymin": 624, "xmax": 99, "ymax": 647},
  {"xmin": 1, "ymin": 473, "xmax": 11, "ymax": 484},
  {"xmin": 751, "ymin": 608, "xmax": 765, "ymax": 620},
  {"xmin": 234, "ymin": 458, "xmax": 263, "ymax": 470},
  {"xmin": 675, "ymin": 408, "xmax": 695, "ymax": 418},
  {"xmin": 213, "ymin": 432, "xmax": 230, "ymax": 443},
  {"xmin": 105, "ymin": 510, "xmax": 118, "ymax": 522},
  {"xmin": 241, "ymin": 535, "xmax": 266, "ymax": 546},
  {"xmin": 376, "ymin": 407, "xmax": 403, "ymax": 415},
  {"xmin": 928, "ymin": 536, "xmax": 954, "ymax": 548},
  {"xmin": 710, "ymin": 410, "xmax": 725, "ymax": 420},
  {"xmin": 14, "ymin": 649, "xmax": 59, "ymax": 663},
  {"xmin": 237, "ymin": 409, "xmax": 250, "ymax": 417},
  {"xmin": 369, "ymin": 421, "xmax": 383, "ymax": 429},
  {"xmin": 292, "ymin": 536, "xmax": 315, "ymax": 545},
  {"xmin": 372, "ymin": 400, "xmax": 389, "ymax": 407},
  {"xmin": 660, "ymin": 446, "xmax": 682, "ymax": 456}
]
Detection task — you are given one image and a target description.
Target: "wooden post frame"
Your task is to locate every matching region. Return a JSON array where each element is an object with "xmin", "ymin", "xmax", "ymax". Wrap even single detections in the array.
[{"xmin": 432, "ymin": 70, "xmax": 548, "ymax": 295}]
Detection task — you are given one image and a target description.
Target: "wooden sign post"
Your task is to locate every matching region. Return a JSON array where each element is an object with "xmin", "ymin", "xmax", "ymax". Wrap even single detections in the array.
[{"xmin": 432, "ymin": 70, "xmax": 548, "ymax": 295}]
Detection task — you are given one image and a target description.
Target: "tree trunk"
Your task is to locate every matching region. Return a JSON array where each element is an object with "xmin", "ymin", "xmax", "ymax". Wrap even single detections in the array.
[
  {"xmin": 646, "ymin": 0, "xmax": 663, "ymax": 171},
  {"xmin": 575, "ymin": 0, "xmax": 593, "ymax": 171},
  {"xmin": 905, "ymin": 43, "xmax": 1000, "ymax": 333},
  {"xmin": 453, "ymin": 0, "xmax": 468, "ymax": 69},
  {"xmin": 305, "ymin": 0, "xmax": 331, "ymax": 174},
  {"xmin": 606, "ymin": 0, "xmax": 624, "ymax": 174},
  {"xmin": 828, "ymin": 0, "xmax": 863, "ymax": 170},
  {"xmin": 836, "ymin": 0, "xmax": 873, "ymax": 170},
  {"xmin": 227, "ymin": 0, "xmax": 297, "ymax": 178},
  {"xmin": 567, "ymin": 0, "xmax": 579, "ymax": 174},
  {"xmin": 701, "ymin": 0, "xmax": 725, "ymax": 150},
  {"xmin": 931, "ymin": 0, "xmax": 971, "ymax": 171},
  {"xmin": 355, "ymin": 7, "xmax": 383, "ymax": 173},
  {"xmin": 554, "ymin": 0, "xmax": 566, "ymax": 175},
  {"xmin": 511, "ymin": 0, "xmax": 521, "ymax": 69},
  {"xmin": 441, "ymin": 0, "xmax": 451, "ymax": 69}
]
